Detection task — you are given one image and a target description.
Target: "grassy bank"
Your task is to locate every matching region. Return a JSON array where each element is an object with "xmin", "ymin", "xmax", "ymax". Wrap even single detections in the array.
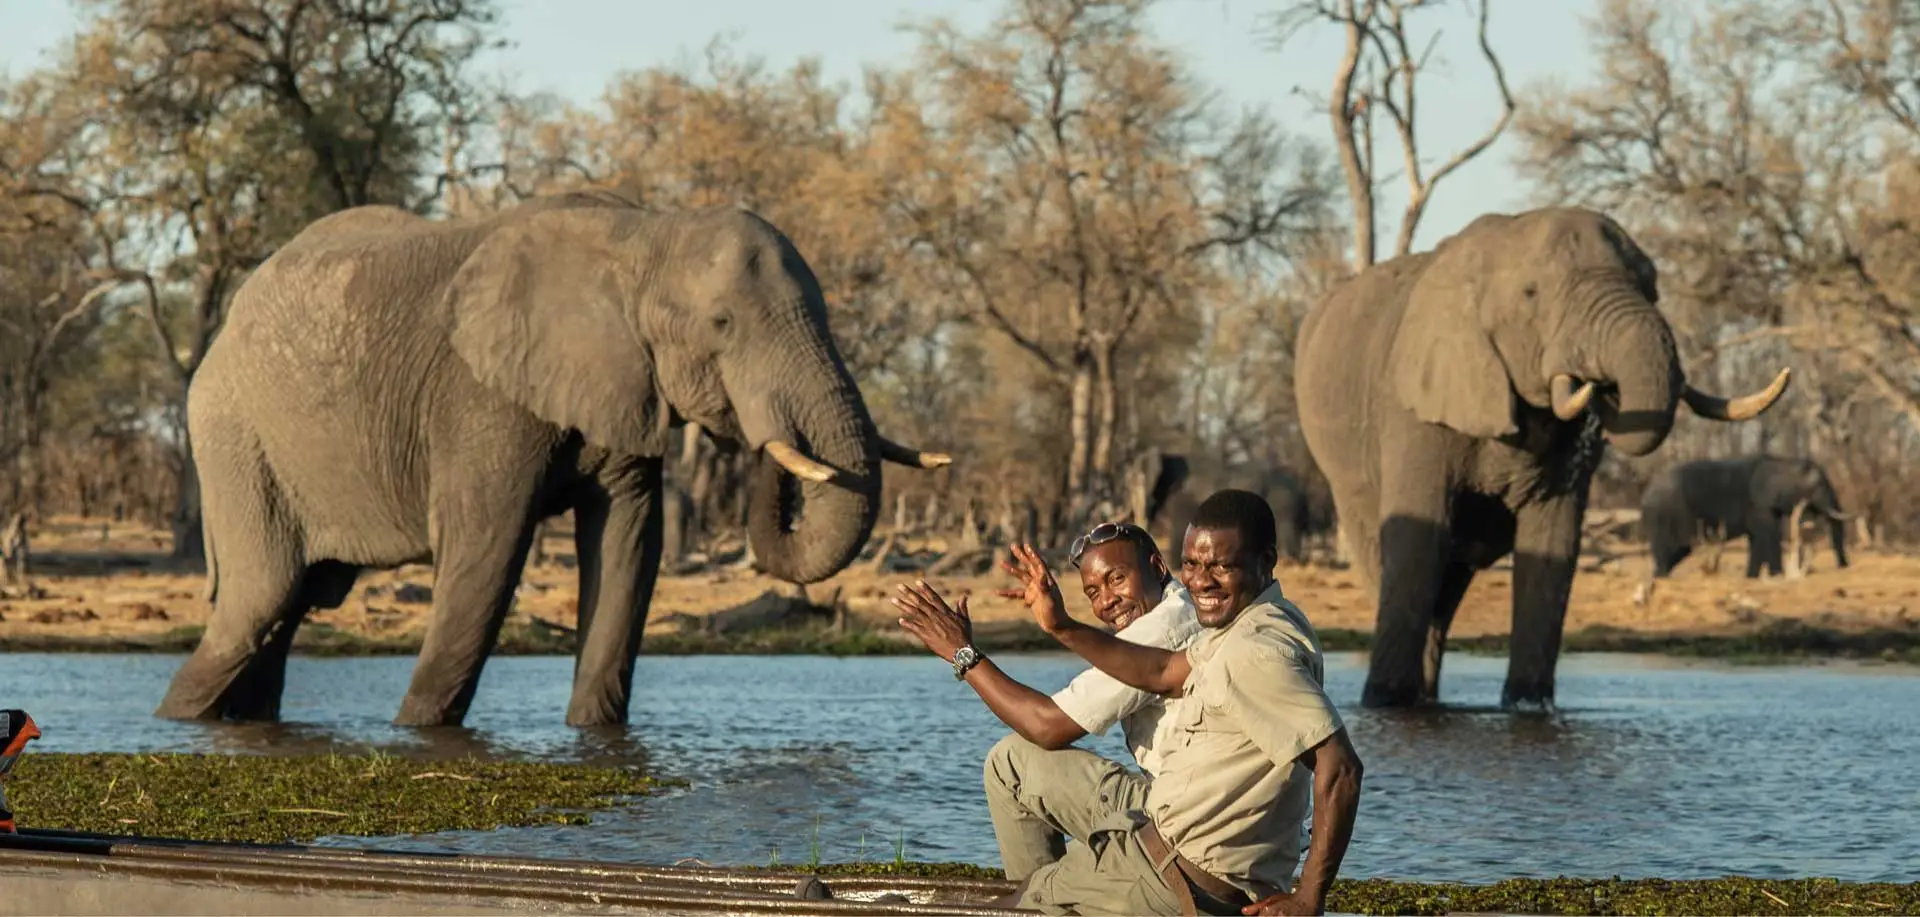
[
  {"xmin": 4, "ymin": 755, "xmax": 1913, "ymax": 915},
  {"xmin": 5, "ymin": 617, "xmax": 1917, "ymax": 665},
  {"xmin": 779, "ymin": 868, "xmax": 1920, "ymax": 916},
  {"xmin": 6, "ymin": 752, "xmax": 669, "ymax": 844}
]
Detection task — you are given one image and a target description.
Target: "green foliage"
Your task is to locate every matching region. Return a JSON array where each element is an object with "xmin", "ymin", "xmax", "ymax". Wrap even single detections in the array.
[
  {"xmin": 738, "ymin": 867, "xmax": 1920, "ymax": 914},
  {"xmin": 8, "ymin": 752, "xmax": 669, "ymax": 845},
  {"xmin": 1320, "ymin": 876, "xmax": 1920, "ymax": 916}
]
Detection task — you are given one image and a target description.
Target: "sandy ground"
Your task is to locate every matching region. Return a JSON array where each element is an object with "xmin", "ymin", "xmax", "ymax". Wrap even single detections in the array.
[{"xmin": 1, "ymin": 515, "xmax": 1915, "ymax": 645}]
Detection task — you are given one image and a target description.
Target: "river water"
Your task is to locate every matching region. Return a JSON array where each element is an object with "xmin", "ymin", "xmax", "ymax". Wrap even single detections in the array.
[{"xmin": 1, "ymin": 650, "xmax": 1915, "ymax": 883}]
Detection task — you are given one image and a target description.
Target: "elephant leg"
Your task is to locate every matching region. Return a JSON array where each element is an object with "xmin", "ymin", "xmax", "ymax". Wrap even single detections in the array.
[
  {"xmin": 394, "ymin": 481, "xmax": 543, "ymax": 728},
  {"xmin": 1361, "ymin": 477, "xmax": 1453, "ymax": 709},
  {"xmin": 1745, "ymin": 514, "xmax": 1782, "ymax": 578},
  {"xmin": 1420, "ymin": 562, "xmax": 1477, "ymax": 704},
  {"xmin": 566, "ymin": 458, "xmax": 665, "ymax": 727},
  {"xmin": 1650, "ymin": 537, "xmax": 1691, "ymax": 578},
  {"xmin": 219, "ymin": 560, "xmax": 363, "ymax": 721},
  {"xmin": 1503, "ymin": 492, "xmax": 1586, "ymax": 711},
  {"xmin": 155, "ymin": 442, "xmax": 306, "ymax": 722}
]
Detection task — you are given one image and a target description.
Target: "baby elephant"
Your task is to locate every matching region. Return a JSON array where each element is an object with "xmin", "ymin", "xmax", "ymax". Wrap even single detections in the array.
[{"xmin": 1640, "ymin": 455, "xmax": 1853, "ymax": 579}]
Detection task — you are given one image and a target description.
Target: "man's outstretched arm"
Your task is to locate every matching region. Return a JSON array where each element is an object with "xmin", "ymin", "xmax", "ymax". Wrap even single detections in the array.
[
  {"xmin": 890, "ymin": 582, "xmax": 1090, "ymax": 748},
  {"xmin": 962, "ymin": 660, "xmax": 1089, "ymax": 748},
  {"xmin": 1000, "ymin": 544, "xmax": 1191, "ymax": 697}
]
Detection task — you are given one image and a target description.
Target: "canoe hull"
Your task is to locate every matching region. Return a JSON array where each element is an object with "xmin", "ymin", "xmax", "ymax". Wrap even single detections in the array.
[{"xmin": 0, "ymin": 828, "xmax": 1024, "ymax": 916}]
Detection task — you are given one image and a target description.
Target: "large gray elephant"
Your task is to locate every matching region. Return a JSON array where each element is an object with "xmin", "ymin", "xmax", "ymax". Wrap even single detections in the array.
[
  {"xmin": 1641, "ymin": 455, "xmax": 1851, "ymax": 579},
  {"xmin": 154, "ymin": 190, "xmax": 948, "ymax": 728},
  {"xmin": 1294, "ymin": 207, "xmax": 1790, "ymax": 710}
]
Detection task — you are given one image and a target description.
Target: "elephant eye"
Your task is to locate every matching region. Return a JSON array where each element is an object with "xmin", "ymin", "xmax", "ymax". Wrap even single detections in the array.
[
  {"xmin": 711, "ymin": 315, "xmax": 732, "ymax": 333},
  {"xmin": 1522, "ymin": 282, "xmax": 1538, "ymax": 298}
]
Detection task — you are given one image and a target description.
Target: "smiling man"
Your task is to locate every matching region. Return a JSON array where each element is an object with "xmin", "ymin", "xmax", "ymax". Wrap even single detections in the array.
[
  {"xmin": 891, "ymin": 521, "xmax": 1201, "ymax": 891},
  {"xmin": 896, "ymin": 490, "xmax": 1363, "ymax": 917}
]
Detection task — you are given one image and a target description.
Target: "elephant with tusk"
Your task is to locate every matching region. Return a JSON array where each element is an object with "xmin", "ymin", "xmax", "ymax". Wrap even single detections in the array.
[
  {"xmin": 1640, "ymin": 454, "xmax": 1852, "ymax": 580},
  {"xmin": 1294, "ymin": 206, "xmax": 1790, "ymax": 711},
  {"xmin": 154, "ymin": 190, "xmax": 949, "ymax": 728}
]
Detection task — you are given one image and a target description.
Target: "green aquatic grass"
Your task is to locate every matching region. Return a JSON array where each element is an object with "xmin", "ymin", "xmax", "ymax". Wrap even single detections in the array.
[
  {"xmin": 756, "ymin": 866, "xmax": 1920, "ymax": 915},
  {"xmin": 7, "ymin": 751, "xmax": 669, "ymax": 844},
  {"xmin": 5, "ymin": 756, "xmax": 1913, "ymax": 915},
  {"xmin": 1320, "ymin": 876, "xmax": 1920, "ymax": 916}
]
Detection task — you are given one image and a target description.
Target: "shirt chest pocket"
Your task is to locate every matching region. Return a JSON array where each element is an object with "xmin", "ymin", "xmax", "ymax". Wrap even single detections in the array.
[{"xmin": 1169, "ymin": 671, "xmax": 1228, "ymax": 748}]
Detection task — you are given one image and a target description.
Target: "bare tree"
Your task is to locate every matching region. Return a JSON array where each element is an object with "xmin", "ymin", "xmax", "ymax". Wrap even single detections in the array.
[{"xmin": 1275, "ymin": 0, "xmax": 1516, "ymax": 269}]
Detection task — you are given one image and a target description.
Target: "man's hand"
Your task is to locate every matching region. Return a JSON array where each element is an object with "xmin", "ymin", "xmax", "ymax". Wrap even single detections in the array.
[
  {"xmin": 1242, "ymin": 890, "xmax": 1323, "ymax": 916},
  {"xmin": 996, "ymin": 543, "xmax": 1073, "ymax": 633},
  {"xmin": 891, "ymin": 580, "xmax": 974, "ymax": 662}
]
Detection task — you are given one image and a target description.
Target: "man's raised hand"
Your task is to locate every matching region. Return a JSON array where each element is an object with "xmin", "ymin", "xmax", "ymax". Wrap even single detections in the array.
[
  {"xmin": 890, "ymin": 580, "xmax": 973, "ymax": 662},
  {"xmin": 996, "ymin": 543, "xmax": 1072, "ymax": 633}
]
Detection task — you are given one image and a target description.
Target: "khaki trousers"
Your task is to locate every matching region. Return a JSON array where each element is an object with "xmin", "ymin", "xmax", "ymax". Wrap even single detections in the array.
[{"xmin": 981, "ymin": 734, "xmax": 1182, "ymax": 916}]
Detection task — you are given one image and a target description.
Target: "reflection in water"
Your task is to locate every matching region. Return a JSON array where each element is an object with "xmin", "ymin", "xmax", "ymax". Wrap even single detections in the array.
[{"xmin": 2, "ymin": 650, "xmax": 1916, "ymax": 882}]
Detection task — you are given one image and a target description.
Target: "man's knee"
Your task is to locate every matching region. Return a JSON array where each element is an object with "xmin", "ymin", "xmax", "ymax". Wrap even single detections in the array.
[{"xmin": 984, "ymin": 733, "xmax": 1038, "ymax": 798}]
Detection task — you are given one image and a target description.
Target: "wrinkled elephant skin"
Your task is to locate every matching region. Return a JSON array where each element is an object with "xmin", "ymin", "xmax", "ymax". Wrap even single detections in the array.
[
  {"xmin": 153, "ymin": 191, "xmax": 944, "ymax": 728},
  {"xmin": 1293, "ymin": 207, "xmax": 1790, "ymax": 711}
]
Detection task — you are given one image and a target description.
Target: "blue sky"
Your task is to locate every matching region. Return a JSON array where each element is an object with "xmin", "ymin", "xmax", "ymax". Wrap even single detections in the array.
[{"xmin": 0, "ymin": 0, "xmax": 1599, "ymax": 252}]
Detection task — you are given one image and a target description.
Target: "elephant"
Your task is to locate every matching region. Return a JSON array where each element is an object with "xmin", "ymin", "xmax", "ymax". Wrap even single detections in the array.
[
  {"xmin": 1640, "ymin": 455, "xmax": 1852, "ymax": 579},
  {"xmin": 1140, "ymin": 453, "xmax": 1332, "ymax": 564},
  {"xmin": 1293, "ymin": 206, "xmax": 1791, "ymax": 710},
  {"xmin": 153, "ymin": 190, "xmax": 949, "ymax": 728}
]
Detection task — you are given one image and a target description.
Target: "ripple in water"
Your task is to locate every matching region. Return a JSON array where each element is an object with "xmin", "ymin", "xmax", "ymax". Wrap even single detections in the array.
[{"xmin": 2, "ymin": 650, "xmax": 1916, "ymax": 882}]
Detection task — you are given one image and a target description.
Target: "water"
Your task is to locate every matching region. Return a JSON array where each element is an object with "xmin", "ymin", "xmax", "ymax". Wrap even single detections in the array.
[{"xmin": 2, "ymin": 650, "xmax": 1916, "ymax": 883}]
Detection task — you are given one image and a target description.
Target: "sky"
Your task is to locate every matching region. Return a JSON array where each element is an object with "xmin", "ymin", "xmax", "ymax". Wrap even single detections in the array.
[{"xmin": 0, "ymin": 0, "xmax": 1601, "ymax": 253}]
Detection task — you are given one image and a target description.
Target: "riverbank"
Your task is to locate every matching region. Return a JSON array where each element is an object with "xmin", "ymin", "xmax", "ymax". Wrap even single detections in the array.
[
  {"xmin": 7, "ymin": 752, "xmax": 671, "ymax": 844},
  {"xmin": 5, "ymin": 616, "xmax": 1919, "ymax": 666},
  {"xmin": 4, "ymin": 516, "xmax": 1917, "ymax": 666},
  {"xmin": 4, "ymin": 757, "xmax": 1914, "ymax": 916},
  {"xmin": 4, "ymin": 754, "xmax": 1914, "ymax": 915}
]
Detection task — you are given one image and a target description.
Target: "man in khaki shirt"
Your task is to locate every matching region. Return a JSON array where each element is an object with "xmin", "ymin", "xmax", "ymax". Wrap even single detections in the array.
[
  {"xmin": 892, "ymin": 522, "xmax": 1202, "ymax": 880},
  {"xmin": 895, "ymin": 489, "xmax": 1363, "ymax": 916}
]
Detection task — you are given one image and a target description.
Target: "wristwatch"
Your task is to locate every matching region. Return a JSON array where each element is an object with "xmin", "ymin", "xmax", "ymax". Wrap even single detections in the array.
[{"xmin": 950, "ymin": 645, "xmax": 984, "ymax": 680}]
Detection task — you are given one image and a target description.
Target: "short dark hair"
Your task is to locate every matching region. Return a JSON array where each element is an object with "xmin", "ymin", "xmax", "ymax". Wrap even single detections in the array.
[{"xmin": 1189, "ymin": 488, "xmax": 1277, "ymax": 563}]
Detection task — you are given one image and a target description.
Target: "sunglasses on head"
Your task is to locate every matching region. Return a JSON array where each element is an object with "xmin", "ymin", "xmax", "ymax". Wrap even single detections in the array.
[{"xmin": 1069, "ymin": 521, "xmax": 1149, "ymax": 569}]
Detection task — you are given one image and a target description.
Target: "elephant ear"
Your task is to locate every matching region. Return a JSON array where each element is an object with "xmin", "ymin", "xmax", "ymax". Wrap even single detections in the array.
[
  {"xmin": 1386, "ymin": 244, "xmax": 1519, "ymax": 439},
  {"xmin": 444, "ymin": 208, "xmax": 672, "ymax": 457}
]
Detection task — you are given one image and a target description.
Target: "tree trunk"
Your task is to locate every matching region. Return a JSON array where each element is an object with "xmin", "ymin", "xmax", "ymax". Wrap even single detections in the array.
[
  {"xmin": 1067, "ymin": 344, "xmax": 1095, "ymax": 500},
  {"xmin": 1784, "ymin": 501, "xmax": 1808, "ymax": 579},
  {"xmin": 171, "ymin": 442, "xmax": 205, "ymax": 570},
  {"xmin": 1091, "ymin": 340, "xmax": 1118, "ymax": 505},
  {"xmin": 1331, "ymin": 1, "xmax": 1375, "ymax": 271}
]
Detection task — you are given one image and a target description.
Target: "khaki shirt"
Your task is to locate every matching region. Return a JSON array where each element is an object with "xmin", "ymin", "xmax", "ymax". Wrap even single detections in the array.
[
  {"xmin": 1051, "ymin": 582, "xmax": 1203, "ymax": 776},
  {"xmin": 1142, "ymin": 580, "xmax": 1343, "ymax": 898}
]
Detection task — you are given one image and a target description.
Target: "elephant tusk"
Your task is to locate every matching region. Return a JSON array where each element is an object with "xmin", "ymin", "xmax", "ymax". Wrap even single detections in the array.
[
  {"xmin": 1824, "ymin": 508, "xmax": 1857, "ymax": 522},
  {"xmin": 1549, "ymin": 374, "xmax": 1596, "ymax": 421},
  {"xmin": 879, "ymin": 437, "xmax": 953, "ymax": 469},
  {"xmin": 1682, "ymin": 367, "xmax": 1791, "ymax": 421},
  {"xmin": 763, "ymin": 441, "xmax": 838, "ymax": 483}
]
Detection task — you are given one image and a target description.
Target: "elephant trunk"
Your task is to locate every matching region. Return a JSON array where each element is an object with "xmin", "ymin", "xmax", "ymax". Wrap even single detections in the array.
[
  {"xmin": 1590, "ymin": 303, "xmax": 1683, "ymax": 457},
  {"xmin": 735, "ymin": 323, "xmax": 882, "ymax": 586}
]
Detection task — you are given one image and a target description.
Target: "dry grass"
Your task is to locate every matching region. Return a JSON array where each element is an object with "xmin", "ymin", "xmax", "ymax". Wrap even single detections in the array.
[{"xmin": 1, "ymin": 515, "xmax": 1914, "ymax": 647}]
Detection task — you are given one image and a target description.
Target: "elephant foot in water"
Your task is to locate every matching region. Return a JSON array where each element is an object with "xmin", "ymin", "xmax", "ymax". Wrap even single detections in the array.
[{"xmin": 1499, "ymin": 686, "xmax": 1560, "ymax": 716}]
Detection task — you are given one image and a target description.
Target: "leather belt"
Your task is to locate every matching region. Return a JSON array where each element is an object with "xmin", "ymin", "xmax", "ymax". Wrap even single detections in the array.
[{"xmin": 1136, "ymin": 819, "xmax": 1252, "ymax": 917}]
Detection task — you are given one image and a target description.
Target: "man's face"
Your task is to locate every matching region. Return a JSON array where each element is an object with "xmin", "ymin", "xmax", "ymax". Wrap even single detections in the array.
[
  {"xmin": 1078, "ymin": 539, "xmax": 1167, "ymax": 631},
  {"xmin": 1178, "ymin": 526, "xmax": 1276, "ymax": 628}
]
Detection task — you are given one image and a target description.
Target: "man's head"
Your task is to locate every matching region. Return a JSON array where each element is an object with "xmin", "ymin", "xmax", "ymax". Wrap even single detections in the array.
[
  {"xmin": 1069, "ymin": 522, "xmax": 1171, "ymax": 630},
  {"xmin": 1179, "ymin": 489, "xmax": 1279, "ymax": 628}
]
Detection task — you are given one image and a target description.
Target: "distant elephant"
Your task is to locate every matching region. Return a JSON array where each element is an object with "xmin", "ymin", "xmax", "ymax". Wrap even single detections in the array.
[
  {"xmin": 153, "ymin": 190, "xmax": 949, "ymax": 728},
  {"xmin": 1294, "ymin": 206, "xmax": 1790, "ymax": 710},
  {"xmin": 1142, "ymin": 455, "xmax": 1329, "ymax": 563},
  {"xmin": 1640, "ymin": 455, "xmax": 1852, "ymax": 578}
]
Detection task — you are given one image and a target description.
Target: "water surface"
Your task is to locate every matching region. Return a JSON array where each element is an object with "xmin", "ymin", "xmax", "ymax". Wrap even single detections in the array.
[{"xmin": 2, "ymin": 651, "xmax": 1915, "ymax": 882}]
